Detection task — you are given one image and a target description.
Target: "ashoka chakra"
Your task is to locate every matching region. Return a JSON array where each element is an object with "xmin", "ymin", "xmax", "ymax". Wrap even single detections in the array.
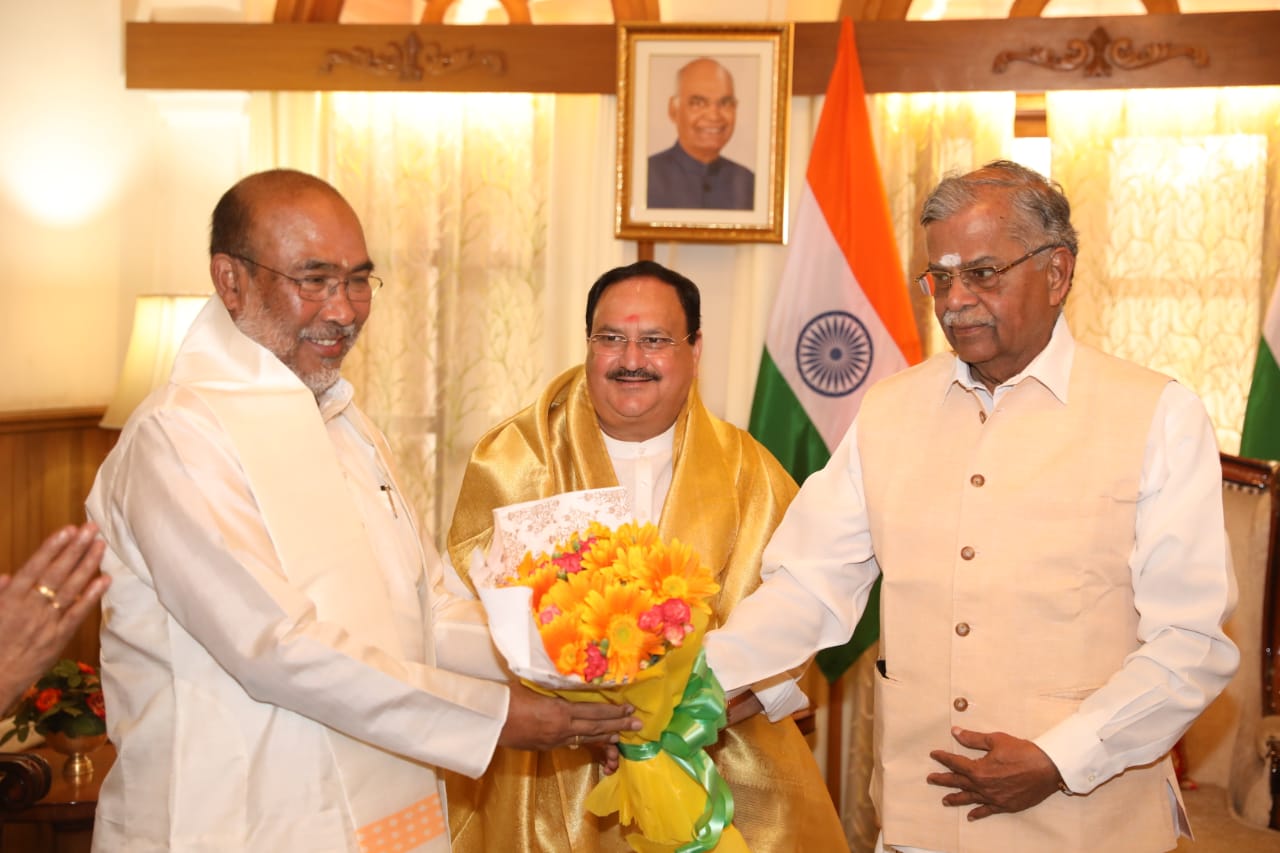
[{"xmin": 796, "ymin": 311, "xmax": 873, "ymax": 398}]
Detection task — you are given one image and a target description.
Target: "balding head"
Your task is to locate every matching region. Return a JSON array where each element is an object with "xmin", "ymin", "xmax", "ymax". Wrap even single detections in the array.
[{"xmin": 668, "ymin": 58, "xmax": 738, "ymax": 164}]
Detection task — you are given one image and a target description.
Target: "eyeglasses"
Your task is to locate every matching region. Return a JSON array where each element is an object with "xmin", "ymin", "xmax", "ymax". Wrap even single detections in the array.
[
  {"xmin": 587, "ymin": 333, "xmax": 695, "ymax": 355},
  {"xmin": 916, "ymin": 244, "xmax": 1060, "ymax": 297},
  {"xmin": 684, "ymin": 95, "xmax": 738, "ymax": 112},
  {"xmin": 229, "ymin": 254, "xmax": 383, "ymax": 303}
]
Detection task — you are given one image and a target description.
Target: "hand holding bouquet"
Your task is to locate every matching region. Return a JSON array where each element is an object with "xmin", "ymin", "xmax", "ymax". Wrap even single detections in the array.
[{"xmin": 473, "ymin": 489, "xmax": 747, "ymax": 853}]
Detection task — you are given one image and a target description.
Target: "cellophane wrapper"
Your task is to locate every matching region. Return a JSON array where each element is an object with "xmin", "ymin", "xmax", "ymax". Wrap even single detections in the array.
[{"xmin": 471, "ymin": 488, "xmax": 747, "ymax": 853}]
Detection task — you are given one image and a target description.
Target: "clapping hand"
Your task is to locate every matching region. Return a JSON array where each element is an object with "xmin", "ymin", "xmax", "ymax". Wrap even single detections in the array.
[{"xmin": 0, "ymin": 524, "xmax": 110, "ymax": 710}]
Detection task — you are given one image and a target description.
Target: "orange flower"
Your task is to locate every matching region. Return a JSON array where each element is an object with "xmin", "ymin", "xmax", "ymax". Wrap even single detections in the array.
[
  {"xmin": 642, "ymin": 539, "xmax": 719, "ymax": 614},
  {"xmin": 87, "ymin": 691, "xmax": 106, "ymax": 719},
  {"xmin": 503, "ymin": 521, "xmax": 717, "ymax": 683},
  {"xmin": 34, "ymin": 688, "xmax": 62, "ymax": 712},
  {"xmin": 582, "ymin": 583, "xmax": 662, "ymax": 681}
]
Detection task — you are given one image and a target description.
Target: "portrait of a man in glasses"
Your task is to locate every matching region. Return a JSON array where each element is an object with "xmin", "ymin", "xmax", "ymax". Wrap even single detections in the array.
[{"xmin": 647, "ymin": 56, "xmax": 755, "ymax": 211}]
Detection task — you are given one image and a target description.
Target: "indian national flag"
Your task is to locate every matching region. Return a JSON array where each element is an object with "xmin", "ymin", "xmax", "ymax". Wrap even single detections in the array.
[
  {"xmin": 748, "ymin": 18, "xmax": 921, "ymax": 682},
  {"xmin": 1241, "ymin": 271, "xmax": 1280, "ymax": 461}
]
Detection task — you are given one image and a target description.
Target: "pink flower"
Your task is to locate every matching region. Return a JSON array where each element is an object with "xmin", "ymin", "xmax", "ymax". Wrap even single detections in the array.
[
  {"xmin": 583, "ymin": 644, "xmax": 608, "ymax": 681},
  {"xmin": 638, "ymin": 605, "xmax": 664, "ymax": 633},
  {"xmin": 660, "ymin": 598, "xmax": 691, "ymax": 626},
  {"xmin": 538, "ymin": 604, "xmax": 562, "ymax": 625},
  {"xmin": 552, "ymin": 552, "xmax": 585, "ymax": 574},
  {"xmin": 662, "ymin": 624, "xmax": 687, "ymax": 647}
]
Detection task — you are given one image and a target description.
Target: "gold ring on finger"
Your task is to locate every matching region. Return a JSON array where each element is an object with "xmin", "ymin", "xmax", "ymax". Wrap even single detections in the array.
[{"xmin": 36, "ymin": 584, "xmax": 60, "ymax": 609}]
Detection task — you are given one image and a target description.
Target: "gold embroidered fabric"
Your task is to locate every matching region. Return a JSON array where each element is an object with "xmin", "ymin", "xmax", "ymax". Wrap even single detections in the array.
[{"xmin": 445, "ymin": 366, "xmax": 846, "ymax": 852}]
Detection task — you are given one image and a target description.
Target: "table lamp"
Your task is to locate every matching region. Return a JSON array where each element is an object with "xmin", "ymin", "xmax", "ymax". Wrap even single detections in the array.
[{"xmin": 99, "ymin": 294, "xmax": 209, "ymax": 429}]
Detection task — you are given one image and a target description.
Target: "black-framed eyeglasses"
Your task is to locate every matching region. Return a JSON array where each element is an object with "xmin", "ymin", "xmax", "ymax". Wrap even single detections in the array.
[
  {"xmin": 229, "ymin": 253, "xmax": 383, "ymax": 303},
  {"xmin": 915, "ymin": 243, "xmax": 1060, "ymax": 297},
  {"xmin": 587, "ymin": 333, "xmax": 695, "ymax": 355}
]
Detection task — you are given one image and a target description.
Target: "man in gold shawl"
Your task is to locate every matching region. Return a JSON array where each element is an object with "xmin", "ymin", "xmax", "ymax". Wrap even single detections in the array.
[{"xmin": 446, "ymin": 260, "xmax": 847, "ymax": 852}]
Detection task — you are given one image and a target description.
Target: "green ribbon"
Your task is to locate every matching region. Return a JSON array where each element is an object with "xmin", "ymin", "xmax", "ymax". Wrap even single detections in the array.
[{"xmin": 617, "ymin": 649, "xmax": 734, "ymax": 852}]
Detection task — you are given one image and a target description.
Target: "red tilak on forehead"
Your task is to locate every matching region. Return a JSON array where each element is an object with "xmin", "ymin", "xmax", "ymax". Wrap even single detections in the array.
[{"xmin": 624, "ymin": 313, "xmax": 640, "ymax": 324}]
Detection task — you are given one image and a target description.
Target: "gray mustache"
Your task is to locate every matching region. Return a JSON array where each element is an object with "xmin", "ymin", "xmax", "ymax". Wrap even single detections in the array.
[
  {"xmin": 942, "ymin": 310, "xmax": 995, "ymax": 328},
  {"xmin": 301, "ymin": 323, "xmax": 357, "ymax": 342}
]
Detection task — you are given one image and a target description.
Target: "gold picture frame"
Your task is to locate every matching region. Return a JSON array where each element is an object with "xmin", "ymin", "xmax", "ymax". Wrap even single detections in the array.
[{"xmin": 615, "ymin": 23, "xmax": 792, "ymax": 243}]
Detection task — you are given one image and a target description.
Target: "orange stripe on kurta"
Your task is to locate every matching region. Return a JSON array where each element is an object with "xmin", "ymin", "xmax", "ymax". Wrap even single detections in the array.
[
  {"xmin": 356, "ymin": 793, "xmax": 447, "ymax": 853},
  {"xmin": 808, "ymin": 18, "xmax": 922, "ymax": 366}
]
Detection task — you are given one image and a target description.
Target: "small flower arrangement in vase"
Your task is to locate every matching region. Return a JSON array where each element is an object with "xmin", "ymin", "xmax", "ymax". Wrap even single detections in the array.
[{"xmin": 2, "ymin": 658, "xmax": 107, "ymax": 782}]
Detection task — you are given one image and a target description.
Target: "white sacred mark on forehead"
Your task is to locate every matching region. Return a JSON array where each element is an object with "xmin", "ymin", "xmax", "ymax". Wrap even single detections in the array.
[{"xmin": 940, "ymin": 253, "xmax": 961, "ymax": 267}]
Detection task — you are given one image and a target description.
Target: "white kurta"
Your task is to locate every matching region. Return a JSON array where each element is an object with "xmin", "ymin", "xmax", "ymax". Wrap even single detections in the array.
[
  {"xmin": 705, "ymin": 316, "xmax": 1238, "ymax": 849},
  {"xmin": 87, "ymin": 299, "xmax": 510, "ymax": 852}
]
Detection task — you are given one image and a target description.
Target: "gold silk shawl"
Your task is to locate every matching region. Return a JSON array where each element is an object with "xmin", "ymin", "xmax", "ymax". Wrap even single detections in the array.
[{"xmin": 445, "ymin": 366, "xmax": 846, "ymax": 853}]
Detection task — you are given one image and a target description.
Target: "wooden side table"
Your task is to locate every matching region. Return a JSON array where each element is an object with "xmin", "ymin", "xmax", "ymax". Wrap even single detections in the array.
[{"xmin": 1, "ymin": 741, "xmax": 114, "ymax": 853}]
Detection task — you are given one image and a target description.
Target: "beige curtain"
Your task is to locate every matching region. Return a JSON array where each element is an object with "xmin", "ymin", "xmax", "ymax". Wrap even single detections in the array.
[
  {"xmin": 1050, "ymin": 87, "xmax": 1280, "ymax": 454},
  {"xmin": 252, "ymin": 91, "xmax": 555, "ymax": 542},
  {"xmin": 873, "ymin": 92, "xmax": 1017, "ymax": 357}
]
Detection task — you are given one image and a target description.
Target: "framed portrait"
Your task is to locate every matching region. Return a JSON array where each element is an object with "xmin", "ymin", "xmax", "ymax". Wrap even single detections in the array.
[{"xmin": 615, "ymin": 23, "xmax": 793, "ymax": 243}]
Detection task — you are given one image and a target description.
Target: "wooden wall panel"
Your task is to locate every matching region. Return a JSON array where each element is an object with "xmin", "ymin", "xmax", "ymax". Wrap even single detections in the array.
[
  {"xmin": 125, "ymin": 13, "xmax": 1280, "ymax": 95},
  {"xmin": 0, "ymin": 409, "xmax": 116, "ymax": 668}
]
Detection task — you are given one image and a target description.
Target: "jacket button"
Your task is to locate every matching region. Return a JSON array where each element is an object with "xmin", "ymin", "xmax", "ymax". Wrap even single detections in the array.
[
  {"xmin": 953, "ymin": 697, "xmax": 969, "ymax": 712},
  {"xmin": 960, "ymin": 546, "xmax": 975, "ymax": 560},
  {"xmin": 955, "ymin": 622, "xmax": 970, "ymax": 637},
  {"xmin": 970, "ymin": 474, "xmax": 985, "ymax": 487}
]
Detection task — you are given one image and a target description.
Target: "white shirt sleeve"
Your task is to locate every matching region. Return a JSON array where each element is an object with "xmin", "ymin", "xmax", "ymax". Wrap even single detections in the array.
[
  {"xmin": 704, "ymin": 420, "xmax": 881, "ymax": 693},
  {"xmin": 431, "ymin": 548, "xmax": 509, "ymax": 682},
  {"xmin": 1034, "ymin": 382, "xmax": 1239, "ymax": 793},
  {"xmin": 105, "ymin": 405, "xmax": 510, "ymax": 778}
]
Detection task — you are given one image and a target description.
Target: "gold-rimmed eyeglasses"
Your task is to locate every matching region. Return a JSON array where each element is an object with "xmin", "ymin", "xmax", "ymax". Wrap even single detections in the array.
[
  {"xmin": 916, "ymin": 244, "xmax": 1060, "ymax": 297},
  {"xmin": 230, "ymin": 254, "xmax": 383, "ymax": 303},
  {"xmin": 587, "ymin": 333, "xmax": 695, "ymax": 355}
]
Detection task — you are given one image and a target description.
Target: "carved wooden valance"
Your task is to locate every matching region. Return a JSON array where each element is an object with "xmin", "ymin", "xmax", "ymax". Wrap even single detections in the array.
[
  {"xmin": 993, "ymin": 25, "xmax": 1209, "ymax": 79},
  {"xmin": 125, "ymin": 11, "xmax": 1279, "ymax": 95}
]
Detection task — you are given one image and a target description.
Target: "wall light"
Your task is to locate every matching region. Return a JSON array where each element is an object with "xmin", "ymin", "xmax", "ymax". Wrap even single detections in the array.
[{"xmin": 100, "ymin": 295, "xmax": 209, "ymax": 429}]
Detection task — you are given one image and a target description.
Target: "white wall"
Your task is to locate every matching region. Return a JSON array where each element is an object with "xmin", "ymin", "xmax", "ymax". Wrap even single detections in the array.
[{"xmin": 0, "ymin": 2, "xmax": 248, "ymax": 411}]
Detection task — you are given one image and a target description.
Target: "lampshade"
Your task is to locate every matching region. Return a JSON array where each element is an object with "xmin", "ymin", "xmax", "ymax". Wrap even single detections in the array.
[{"xmin": 100, "ymin": 294, "xmax": 209, "ymax": 429}]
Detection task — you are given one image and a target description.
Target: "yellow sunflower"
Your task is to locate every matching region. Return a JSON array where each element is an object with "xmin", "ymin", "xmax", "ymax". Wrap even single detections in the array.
[
  {"xmin": 642, "ymin": 538, "xmax": 719, "ymax": 614},
  {"xmin": 582, "ymin": 582, "xmax": 662, "ymax": 681}
]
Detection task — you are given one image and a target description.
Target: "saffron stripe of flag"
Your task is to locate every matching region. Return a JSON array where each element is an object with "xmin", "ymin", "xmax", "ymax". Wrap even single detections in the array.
[{"xmin": 748, "ymin": 18, "xmax": 921, "ymax": 682}]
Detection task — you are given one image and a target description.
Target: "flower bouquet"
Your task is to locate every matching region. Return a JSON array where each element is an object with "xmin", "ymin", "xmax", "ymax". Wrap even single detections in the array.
[
  {"xmin": 1, "ymin": 659, "xmax": 107, "ymax": 746},
  {"xmin": 473, "ymin": 488, "xmax": 747, "ymax": 853}
]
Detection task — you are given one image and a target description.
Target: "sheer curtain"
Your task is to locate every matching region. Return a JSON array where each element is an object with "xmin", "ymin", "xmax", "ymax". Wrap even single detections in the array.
[
  {"xmin": 873, "ymin": 91, "xmax": 1016, "ymax": 357},
  {"xmin": 1049, "ymin": 86, "xmax": 1280, "ymax": 454},
  {"xmin": 252, "ymin": 91, "xmax": 557, "ymax": 543}
]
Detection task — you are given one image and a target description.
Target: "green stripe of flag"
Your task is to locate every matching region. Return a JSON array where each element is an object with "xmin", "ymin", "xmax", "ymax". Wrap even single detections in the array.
[
  {"xmin": 1241, "ymin": 336, "xmax": 1280, "ymax": 460},
  {"xmin": 749, "ymin": 349, "xmax": 830, "ymax": 485},
  {"xmin": 749, "ymin": 349, "xmax": 883, "ymax": 682}
]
